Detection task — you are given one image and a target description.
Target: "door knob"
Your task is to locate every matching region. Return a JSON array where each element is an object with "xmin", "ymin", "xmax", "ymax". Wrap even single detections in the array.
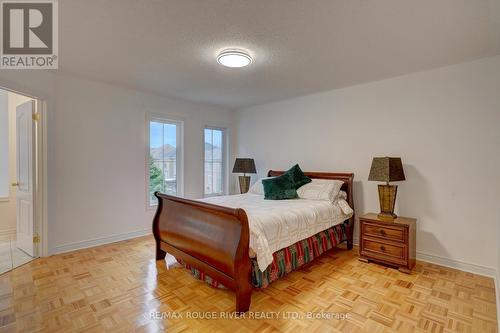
[{"xmin": 11, "ymin": 182, "xmax": 19, "ymax": 187}]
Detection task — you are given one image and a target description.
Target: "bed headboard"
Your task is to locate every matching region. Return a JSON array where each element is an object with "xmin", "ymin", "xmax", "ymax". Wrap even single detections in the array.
[{"xmin": 267, "ymin": 170, "xmax": 355, "ymax": 230}]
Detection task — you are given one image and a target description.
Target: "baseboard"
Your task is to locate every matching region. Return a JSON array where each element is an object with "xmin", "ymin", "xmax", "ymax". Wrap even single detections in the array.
[
  {"xmin": 352, "ymin": 237, "xmax": 497, "ymax": 278},
  {"xmin": 50, "ymin": 228, "xmax": 151, "ymax": 255},
  {"xmin": 0, "ymin": 228, "xmax": 16, "ymax": 238},
  {"xmin": 416, "ymin": 251, "xmax": 498, "ymax": 278}
]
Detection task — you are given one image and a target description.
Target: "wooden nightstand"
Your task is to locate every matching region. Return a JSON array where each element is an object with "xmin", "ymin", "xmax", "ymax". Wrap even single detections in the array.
[{"xmin": 358, "ymin": 213, "xmax": 416, "ymax": 273}]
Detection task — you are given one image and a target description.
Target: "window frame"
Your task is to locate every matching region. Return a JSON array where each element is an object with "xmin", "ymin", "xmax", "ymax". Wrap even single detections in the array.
[
  {"xmin": 146, "ymin": 113, "xmax": 184, "ymax": 209},
  {"xmin": 203, "ymin": 126, "xmax": 228, "ymax": 198}
]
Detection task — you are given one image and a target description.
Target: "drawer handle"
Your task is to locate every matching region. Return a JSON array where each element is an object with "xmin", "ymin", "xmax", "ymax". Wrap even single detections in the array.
[
  {"xmin": 379, "ymin": 229, "xmax": 386, "ymax": 236},
  {"xmin": 380, "ymin": 245, "xmax": 386, "ymax": 252}
]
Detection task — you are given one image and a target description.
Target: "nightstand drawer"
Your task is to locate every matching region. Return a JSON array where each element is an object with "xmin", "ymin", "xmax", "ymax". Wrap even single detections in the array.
[
  {"xmin": 362, "ymin": 223, "xmax": 405, "ymax": 242},
  {"xmin": 361, "ymin": 238, "xmax": 406, "ymax": 260}
]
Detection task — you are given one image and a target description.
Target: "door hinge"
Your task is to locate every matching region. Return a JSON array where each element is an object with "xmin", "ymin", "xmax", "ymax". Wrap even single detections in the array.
[
  {"xmin": 33, "ymin": 235, "xmax": 40, "ymax": 243},
  {"xmin": 32, "ymin": 113, "xmax": 40, "ymax": 121}
]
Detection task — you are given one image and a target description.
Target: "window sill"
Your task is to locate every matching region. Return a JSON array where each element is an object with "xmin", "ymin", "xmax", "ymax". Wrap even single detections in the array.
[{"xmin": 0, "ymin": 197, "xmax": 9, "ymax": 202}]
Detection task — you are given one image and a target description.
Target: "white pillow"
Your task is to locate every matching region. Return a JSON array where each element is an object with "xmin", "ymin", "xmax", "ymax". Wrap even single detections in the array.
[
  {"xmin": 248, "ymin": 177, "xmax": 274, "ymax": 195},
  {"xmin": 337, "ymin": 190, "xmax": 347, "ymax": 201},
  {"xmin": 337, "ymin": 198, "xmax": 354, "ymax": 215},
  {"xmin": 296, "ymin": 179, "xmax": 344, "ymax": 202}
]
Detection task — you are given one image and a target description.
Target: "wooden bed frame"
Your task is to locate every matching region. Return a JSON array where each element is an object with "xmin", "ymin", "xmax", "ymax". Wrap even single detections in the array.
[{"xmin": 153, "ymin": 170, "xmax": 354, "ymax": 313}]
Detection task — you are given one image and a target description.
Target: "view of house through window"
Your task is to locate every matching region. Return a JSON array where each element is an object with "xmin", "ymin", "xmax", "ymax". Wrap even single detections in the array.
[
  {"xmin": 149, "ymin": 119, "xmax": 180, "ymax": 206},
  {"xmin": 204, "ymin": 127, "xmax": 225, "ymax": 196}
]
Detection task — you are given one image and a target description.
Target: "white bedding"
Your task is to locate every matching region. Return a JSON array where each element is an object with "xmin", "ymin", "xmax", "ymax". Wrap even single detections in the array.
[{"xmin": 199, "ymin": 194, "xmax": 353, "ymax": 271}]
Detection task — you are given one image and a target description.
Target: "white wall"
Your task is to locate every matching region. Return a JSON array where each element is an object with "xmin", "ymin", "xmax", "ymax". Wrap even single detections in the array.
[
  {"xmin": 236, "ymin": 56, "xmax": 500, "ymax": 271},
  {"xmin": 0, "ymin": 55, "xmax": 498, "ymax": 274},
  {"xmin": 0, "ymin": 71, "xmax": 235, "ymax": 254},
  {"xmin": 49, "ymin": 74, "xmax": 235, "ymax": 253}
]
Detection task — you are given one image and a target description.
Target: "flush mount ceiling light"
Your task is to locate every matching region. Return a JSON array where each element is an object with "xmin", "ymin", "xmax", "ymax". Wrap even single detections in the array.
[{"xmin": 217, "ymin": 49, "xmax": 252, "ymax": 68}]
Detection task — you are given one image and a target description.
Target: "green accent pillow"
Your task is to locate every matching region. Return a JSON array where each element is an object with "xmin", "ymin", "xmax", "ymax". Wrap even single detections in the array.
[
  {"xmin": 284, "ymin": 164, "xmax": 311, "ymax": 189},
  {"xmin": 262, "ymin": 173, "xmax": 298, "ymax": 200}
]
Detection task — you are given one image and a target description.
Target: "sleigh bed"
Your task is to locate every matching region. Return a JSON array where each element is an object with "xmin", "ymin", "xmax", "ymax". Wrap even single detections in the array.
[{"xmin": 153, "ymin": 170, "xmax": 354, "ymax": 313}]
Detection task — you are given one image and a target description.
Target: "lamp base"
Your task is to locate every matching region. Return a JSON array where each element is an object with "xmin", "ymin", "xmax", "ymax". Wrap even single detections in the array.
[
  {"xmin": 238, "ymin": 176, "xmax": 251, "ymax": 194},
  {"xmin": 377, "ymin": 184, "xmax": 398, "ymax": 221},
  {"xmin": 377, "ymin": 212, "xmax": 398, "ymax": 221}
]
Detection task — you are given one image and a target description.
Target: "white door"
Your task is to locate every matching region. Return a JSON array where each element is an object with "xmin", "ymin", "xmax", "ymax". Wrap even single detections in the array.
[{"xmin": 15, "ymin": 101, "xmax": 36, "ymax": 257}]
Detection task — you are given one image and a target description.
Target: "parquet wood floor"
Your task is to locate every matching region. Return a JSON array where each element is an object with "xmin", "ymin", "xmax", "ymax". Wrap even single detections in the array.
[{"xmin": 0, "ymin": 236, "xmax": 497, "ymax": 332}]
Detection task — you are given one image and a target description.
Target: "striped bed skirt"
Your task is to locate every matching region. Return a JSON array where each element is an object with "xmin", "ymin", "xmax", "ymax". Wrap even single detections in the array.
[{"xmin": 179, "ymin": 221, "xmax": 350, "ymax": 289}]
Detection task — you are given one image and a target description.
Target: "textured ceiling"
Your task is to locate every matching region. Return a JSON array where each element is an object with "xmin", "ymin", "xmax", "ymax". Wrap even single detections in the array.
[{"xmin": 59, "ymin": 0, "xmax": 500, "ymax": 109}]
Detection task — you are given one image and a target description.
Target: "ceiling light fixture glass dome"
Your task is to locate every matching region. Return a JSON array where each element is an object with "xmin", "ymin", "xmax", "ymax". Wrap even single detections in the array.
[{"xmin": 217, "ymin": 49, "xmax": 252, "ymax": 68}]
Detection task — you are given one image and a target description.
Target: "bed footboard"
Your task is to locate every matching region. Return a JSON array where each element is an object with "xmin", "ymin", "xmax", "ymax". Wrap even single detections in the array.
[{"xmin": 152, "ymin": 192, "xmax": 252, "ymax": 313}]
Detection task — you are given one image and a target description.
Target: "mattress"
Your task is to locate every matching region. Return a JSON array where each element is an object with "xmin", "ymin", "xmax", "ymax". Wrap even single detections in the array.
[{"xmin": 199, "ymin": 193, "xmax": 353, "ymax": 271}]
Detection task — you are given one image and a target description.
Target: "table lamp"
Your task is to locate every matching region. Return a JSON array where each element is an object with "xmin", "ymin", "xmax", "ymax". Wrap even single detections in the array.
[
  {"xmin": 368, "ymin": 157, "xmax": 406, "ymax": 221},
  {"xmin": 232, "ymin": 158, "xmax": 256, "ymax": 193}
]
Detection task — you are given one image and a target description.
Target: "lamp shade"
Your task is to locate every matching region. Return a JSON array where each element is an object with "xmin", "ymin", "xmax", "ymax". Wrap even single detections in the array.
[
  {"xmin": 368, "ymin": 157, "xmax": 405, "ymax": 182},
  {"xmin": 232, "ymin": 158, "xmax": 256, "ymax": 174}
]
